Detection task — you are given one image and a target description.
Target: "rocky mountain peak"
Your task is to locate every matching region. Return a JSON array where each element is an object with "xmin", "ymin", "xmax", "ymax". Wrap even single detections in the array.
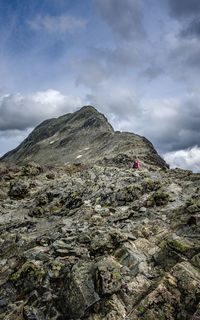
[{"xmin": 0, "ymin": 105, "xmax": 168, "ymax": 169}]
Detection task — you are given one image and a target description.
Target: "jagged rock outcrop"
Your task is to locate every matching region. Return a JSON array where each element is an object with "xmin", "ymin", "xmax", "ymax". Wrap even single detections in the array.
[
  {"xmin": 0, "ymin": 161, "xmax": 200, "ymax": 319},
  {"xmin": 0, "ymin": 106, "xmax": 168, "ymax": 169}
]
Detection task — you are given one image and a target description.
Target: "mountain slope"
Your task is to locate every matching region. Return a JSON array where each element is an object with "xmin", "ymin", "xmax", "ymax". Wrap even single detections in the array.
[
  {"xmin": 0, "ymin": 162, "xmax": 200, "ymax": 319},
  {"xmin": 0, "ymin": 106, "xmax": 168, "ymax": 169}
]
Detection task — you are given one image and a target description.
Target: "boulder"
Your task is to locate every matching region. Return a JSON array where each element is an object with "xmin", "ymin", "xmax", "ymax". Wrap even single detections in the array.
[
  {"xmin": 10, "ymin": 261, "xmax": 45, "ymax": 292},
  {"xmin": 21, "ymin": 162, "xmax": 42, "ymax": 176},
  {"xmin": 95, "ymin": 257, "xmax": 123, "ymax": 295},
  {"xmin": 9, "ymin": 180, "xmax": 29, "ymax": 199},
  {"xmin": 59, "ymin": 262, "xmax": 100, "ymax": 319}
]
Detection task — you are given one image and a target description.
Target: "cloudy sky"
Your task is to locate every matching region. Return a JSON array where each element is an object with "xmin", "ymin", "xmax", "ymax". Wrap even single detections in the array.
[{"xmin": 0, "ymin": 0, "xmax": 200, "ymax": 172}]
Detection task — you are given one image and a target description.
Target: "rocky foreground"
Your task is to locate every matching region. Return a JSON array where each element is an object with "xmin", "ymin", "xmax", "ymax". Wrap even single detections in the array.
[{"xmin": 0, "ymin": 161, "xmax": 200, "ymax": 320}]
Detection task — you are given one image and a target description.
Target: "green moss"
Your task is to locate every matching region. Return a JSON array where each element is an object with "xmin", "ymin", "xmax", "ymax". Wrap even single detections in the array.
[
  {"xmin": 143, "ymin": 178, "xmax": 161, "ymax": 192},
  {"xmin": 159, "ymin": 240, "xmax": 167, "ymax": 250},
  {"xmin": 50, "ymin": 201, "xmax": 63, "ymax": 212},
  {"xmin": 157, "ymin": 311, "xmax": 167, "ymax": 320},
  {"xmin": 153, "ymin": 245, "xmax": 181, "ymax": 271},
  {"xmin": 109, "ymin": 229, "xmax": 128, "ymax": 245},
  {"xmin": 167, "ymin": 239, "xmax": 196, "ymax": 258},
  {"xmin": 153, "ymin": 192, "xmax": 169, "ymax": 206},
  {"xmin": 167, "ymin": 240, "xmax": 188, "ymax": 252},
  {"xmin": 192, "ymin": 253, "xmax": 200, "ymax": 268},
  {"xmin": 143, "ymin": 310, "xmax": 154, "ymax": 320},
  {"xmin": 79, "ymin": 233, "xmax": 91, "ymax": 244},
  {"xmin": 31, "ymin": 206, "xmax": 45, "ymax": 217},
  {"xmin": 137, "ymin": 304, "xmax": 146, "ymax": 314},
  {"xmin": 112, "ymin": 269, "xmax": 121, "ymax": 281},
  {"xmin": 126, "ymin": 185, "xmax": 141, "ymax": 193},
  {"xmin": 114, "ymin": 247, "xmax": 127, "ymax": 260},
  {"xmin": 48, "ymin": 261, "xmax": 67, "ymax": 279},
  {"xmin": 0, "ymin": 312, "xmax": 7, "ymax": 320},
  {"xmin": 146, "ymin": 191, "xmax": 169, "ymax": 207},
  {"xmin": 186, "ymin": 204, "xmax": 199, "ymax": 214},
  {"xmin": 11, "ymin": 261, "xmax": 45, "ymax": 285},
  {"xmin": 98, "ymin": 265, "xmax": 107, "ymax": 272},
  {"xmin": 90, "ymin": 233, "xmax": 112, "ymax": 253},
  {"xmin": 90, "ymin": 215, "xmax": 105, "ymax": 226},
  {"xmin": 65, "ymin": 192, "xmax": 83, "ymax": 209},
  {"xmin": 96, "ymin": 259, "xmax": 122, "ymax": 295}
]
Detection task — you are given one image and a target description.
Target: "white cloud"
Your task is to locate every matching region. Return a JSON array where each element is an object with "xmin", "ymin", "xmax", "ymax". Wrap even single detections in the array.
[
  {"xmin": 28, "ymin": 14, "xmax": 87, "ymax": 35},
  {"xmin": 164, "ymin": 146, "xmax": 200, "ymax": 172},
  {"xmin": 0, "ymin": 89, "xmax": 82, "ymax": 130}
]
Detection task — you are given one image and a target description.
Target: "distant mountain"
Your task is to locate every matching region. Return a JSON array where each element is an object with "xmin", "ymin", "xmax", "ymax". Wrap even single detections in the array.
[{"xmin": 0, "ymin": 105, "xmax": 168, "ymax": 169}]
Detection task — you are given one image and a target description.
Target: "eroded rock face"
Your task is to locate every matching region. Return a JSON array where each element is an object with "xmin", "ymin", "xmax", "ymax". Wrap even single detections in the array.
[{"xmin": 0, "ymin": 161, "xmax": 200, "ymax": 319}]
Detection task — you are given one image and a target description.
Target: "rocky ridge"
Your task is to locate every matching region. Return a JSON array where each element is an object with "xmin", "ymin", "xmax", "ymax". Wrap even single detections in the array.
[
  {"xmin": 0, "ymin": 161, "xmax": 200, "ymax": 320},
  {"xmin": 0, "ymin": 106, "xmax": 168, "ymax": 169}
]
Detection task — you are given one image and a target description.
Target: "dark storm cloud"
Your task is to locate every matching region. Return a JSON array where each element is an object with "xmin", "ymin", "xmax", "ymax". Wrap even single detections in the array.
[
  {"xmin": 167, "ymin": 0, "xmax": 200, "ymax": 18},
  {"xmin": 168, "ymin": 33, "xmax": 200, "ymax": 71},
  {"xmin": 141, "ymin": 66, "xmax": 164, "ymax": 80},
  {"xmin": 94, "ymin": 0, "xmax": 145, "ymax": 41},
  {"xmin": 181, "ymin": 19, "xmax": 200, "ymax": 37},
  {"xmin": 167, "ymin": 0, "xmax": 200, "ymax": 42},
  {"xmin": 167, "ymin": 0, "xmax": 200, "ymax": 46}
]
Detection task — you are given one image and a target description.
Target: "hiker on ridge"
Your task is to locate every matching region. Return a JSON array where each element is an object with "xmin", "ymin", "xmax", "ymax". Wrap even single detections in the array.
[{"xmin": 133, "ymin": 158, "xmax": 140, "ymax": 170}]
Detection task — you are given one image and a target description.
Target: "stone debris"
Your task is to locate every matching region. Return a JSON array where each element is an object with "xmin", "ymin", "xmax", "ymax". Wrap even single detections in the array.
[{"xmin": 0, "ymin": 162, "xmax": 200, "ymax": 319}]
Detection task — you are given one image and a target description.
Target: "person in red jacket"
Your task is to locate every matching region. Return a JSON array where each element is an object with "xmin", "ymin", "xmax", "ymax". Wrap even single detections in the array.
[{"xmin": 133, "ymin": 158, "xmax": 140, "ymax": 170}]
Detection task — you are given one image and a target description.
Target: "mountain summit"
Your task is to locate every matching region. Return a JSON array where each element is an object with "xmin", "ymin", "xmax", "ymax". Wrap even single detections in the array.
[{"xmin": 0, "ymin": 106, "xmax": 168, "ymax": 169}]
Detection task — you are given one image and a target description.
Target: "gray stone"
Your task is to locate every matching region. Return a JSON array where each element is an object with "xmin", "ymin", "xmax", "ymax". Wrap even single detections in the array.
[
  {"xmin": 59, "ymin": 262, "xmax": 100, "ymax": 319},
  {"xmin": 95, "ymin": 258, "xmax": 123, "ymax": 295}
]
